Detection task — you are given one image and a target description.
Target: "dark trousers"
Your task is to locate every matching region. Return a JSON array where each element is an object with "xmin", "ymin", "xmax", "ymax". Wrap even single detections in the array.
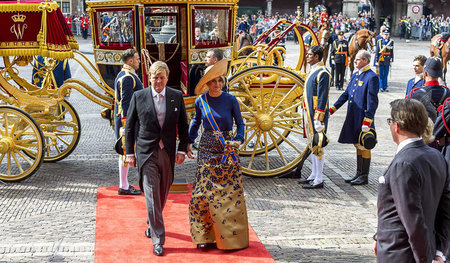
[
  {"xmin": 335, "ymin": 63, "xmax": 346, "ymax": 90},
  {"xmin": 142, "ymin": 146, "xmax": 173, "ymax": 245},
  {"xmin": 82, "ymin": 28, "xmax": 88, "ymax": 39},
  {"xmin": 378, "ymin": 64, "xmax": 390, "ymax": 91},
  {"xmin": 330, "ymin": 63, "xmax": 335, "ymax": 86}
]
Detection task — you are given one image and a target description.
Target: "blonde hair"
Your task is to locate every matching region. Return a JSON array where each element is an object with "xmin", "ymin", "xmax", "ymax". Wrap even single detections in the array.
[
  {"xmin": 149, "ymin": 61, "xmax": 170, "ymax": 76},
  {"xmin": 422, "ymin": 118, "xmax": 435, "ymax": 144}
]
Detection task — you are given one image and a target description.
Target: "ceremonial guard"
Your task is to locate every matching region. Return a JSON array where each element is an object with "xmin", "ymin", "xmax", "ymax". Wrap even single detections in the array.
[
  {"xmin": 114, "ymin": 49, "xmax": 143, "ymax": 195},
  {"xmin": 298, "ymin": 46, "xmax": 331, "ymax": 189},
  {"xmin": 405, "ymin": 55, "xmax": 426, "ymax": 96},
  {"xmin": 375, "ymin": 30, "xmax": 393, "ymax": 92},
  {"xmin": 330, "ymin": 31, "xmax": 348, "ymax": 90},
  {"xmin": 80, "ymin": 14, "xmax": 89, "ymax": 40},
  {"xmin": 407, "ymin": 57, "xmax": 450, "ymax": 123},
  {"xmin": 329, "ymin": 50, "xmax": 379, "ymax": 185}
]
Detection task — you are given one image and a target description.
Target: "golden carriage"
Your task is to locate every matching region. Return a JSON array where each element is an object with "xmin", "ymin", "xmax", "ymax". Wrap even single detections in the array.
[{"xmin": 0, "ymin": 0, "xmax": 320, "ymax": 182}]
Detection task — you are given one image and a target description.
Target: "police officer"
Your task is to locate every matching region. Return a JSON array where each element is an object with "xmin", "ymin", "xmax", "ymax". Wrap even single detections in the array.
[
  {"xmin": 298, "ymin": 46, "xmax": 331, "ymax": 189},
  {"xmin": 329, "ymin": 50, "xmax": 379, "ymax": 185},
  {"xmin": 375, "ymin": 30, "xmax": 394, "ymax": 92},
  {"xmin": 330, "ymin": 31, "xmax": 349, "ymax": 91},
  {"xmin": 115, "ymin": 49, "xmax": 143, "ymax": 195}
]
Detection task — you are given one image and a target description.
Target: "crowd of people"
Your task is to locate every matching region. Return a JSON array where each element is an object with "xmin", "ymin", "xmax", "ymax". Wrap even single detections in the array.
[{"xmin": 65, "ymin": 14, "xmax": 90, "ymax": 39}]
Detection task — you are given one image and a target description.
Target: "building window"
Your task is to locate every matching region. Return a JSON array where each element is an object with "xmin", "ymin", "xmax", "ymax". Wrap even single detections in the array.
[{"xmin": 62, "ymin": 2, "xmax": 70, "ymax": 14}]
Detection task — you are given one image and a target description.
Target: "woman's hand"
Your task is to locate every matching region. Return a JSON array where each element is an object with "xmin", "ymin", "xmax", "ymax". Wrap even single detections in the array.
[{"xmin": 187, "ymin": 144, "xmax": 195, "ymax": 159}]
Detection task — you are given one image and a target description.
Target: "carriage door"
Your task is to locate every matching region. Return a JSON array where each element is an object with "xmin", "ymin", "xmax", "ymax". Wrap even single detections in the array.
[{"xmin": 144, "ymin": 5, "xmax": 185, "ymax": 92}]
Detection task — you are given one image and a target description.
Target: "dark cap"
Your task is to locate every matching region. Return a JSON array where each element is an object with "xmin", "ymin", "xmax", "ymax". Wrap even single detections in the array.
[
  {"xmin": 338, "ymin": 31, "xmax": 344, "ymax": 36},
  {"xmin": 424, "ymin": 57, "xmax": 443, "ymax": 78},
  {"xmin": 384, "ymin": 30, "xmax": 390, "ymax": 35},
  {"xmin": 359, "ymin": 128, "xmax": 377, "ymax": 150}
]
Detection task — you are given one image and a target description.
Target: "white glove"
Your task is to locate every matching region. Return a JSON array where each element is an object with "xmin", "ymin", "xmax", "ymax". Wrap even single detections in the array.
[
  {"xmin": 331, "ymin": 60, "xmax": 335, "ymax": 65},
  {"xmin": 119, "ymin": 127, "xmax": 125, "ymax": 136},
  {"xmin": 361, "ymin": 125, "xmax": 370, "ymax": 132},
  {"xmin": 314, "ymin": 120, "xmax": 324, "ymax": 132}
]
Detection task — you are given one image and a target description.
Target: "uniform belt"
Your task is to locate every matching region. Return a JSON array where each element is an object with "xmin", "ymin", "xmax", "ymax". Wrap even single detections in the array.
[{"xmin": 336, "ymin": 52, "xmax": 348, "ymax": 66}]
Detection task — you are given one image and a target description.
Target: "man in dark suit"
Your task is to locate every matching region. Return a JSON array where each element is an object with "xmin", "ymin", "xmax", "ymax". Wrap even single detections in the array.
[
  {"xmin": 375, "ymin": 99, "xmax": 449, "ymax": 263},
  {"xmin": 125, "ymin": 61, "xmax": 189, "ymax": 256}
]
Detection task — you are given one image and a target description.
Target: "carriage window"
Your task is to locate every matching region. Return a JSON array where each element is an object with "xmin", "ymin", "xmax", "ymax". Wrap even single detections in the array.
[
  {"xmin": 145, "ymin": 7, "xmax": 178, "ymax": 44},
  {"xmin": 193, "ymin": 8, "xmax": 230, "ymax": 47},
  {"xmin": 97, "ymin": 10, "xmax": 133, "ymax": 47}
]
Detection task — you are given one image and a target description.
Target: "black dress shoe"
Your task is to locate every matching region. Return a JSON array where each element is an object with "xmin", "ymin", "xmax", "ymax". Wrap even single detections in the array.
[
  {"xmin": 118, "ymin": 185, "xmax": 142, "ymax": 195},
  {"xmin": 197, "ymin": 243, "xmax": 216, "ymax": 250},
  {"xmin": 145, "ymin": 229, "xmax": 151, "ymax": 238},
  {"xmin": 302, "ymin": 181, "xmax": 324, "ymax": 189},
  {"xmin": 153, "ymin": 244, "xmax": 164, "ymax": 256},
  {"xmin": 298, "ymin": 178, "xmax": 313, "ymax": 184}
]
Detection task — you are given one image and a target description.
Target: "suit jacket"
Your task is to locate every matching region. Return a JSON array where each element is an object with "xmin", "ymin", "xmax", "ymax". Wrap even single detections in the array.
[
  {"xmin": 377, "ymin": 140, "xmax": 450, "ymax": 263},
  {"xmin": 405, "ymin": 76, "xmax": 424, "ymax": 96},
  {"xmin": 124, "ymin": 87, "xmax": 189, "ymax": 188}
]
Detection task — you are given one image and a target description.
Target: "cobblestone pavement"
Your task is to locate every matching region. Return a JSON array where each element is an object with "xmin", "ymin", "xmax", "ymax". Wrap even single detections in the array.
[{"xmin": 0, "ymin": 36, "xmax": 440, "ymax": 262}]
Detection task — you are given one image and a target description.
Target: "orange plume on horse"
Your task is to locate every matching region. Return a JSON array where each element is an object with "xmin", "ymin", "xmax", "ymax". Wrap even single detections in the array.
[
  {"xmin": 347, "ymin": 29, "xmax": 376, "ymax": 73},
  {"xmin": 430, "ymin": 34, "xmax": 449, "ymax": 82}
]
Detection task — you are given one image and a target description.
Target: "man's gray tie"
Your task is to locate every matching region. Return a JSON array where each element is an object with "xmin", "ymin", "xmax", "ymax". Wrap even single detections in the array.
[{"xmin": 156, "ymin": 93, "xmax": 165, "ymax": 149}]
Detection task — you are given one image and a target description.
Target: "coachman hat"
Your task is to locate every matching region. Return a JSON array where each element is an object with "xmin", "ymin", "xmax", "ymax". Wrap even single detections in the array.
[
  {"xmin": 359, "ymin": 128, "xmax": 377, "ymax": 150},
  {"xmin": 114, "ymin": 136, "xmax": 124, "ymax": 155},
  {"xmin": 194, "ymin": 59, "xmax": 228, "ymax": 95},
  {"xmin": 424, "ymin": 57, "xmax": 443, "ymax": 79}
]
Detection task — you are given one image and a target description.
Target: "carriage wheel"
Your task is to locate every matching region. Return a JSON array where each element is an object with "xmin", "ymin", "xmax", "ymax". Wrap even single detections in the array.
[
  {"xmin": 38, "ymin": 100, "xmax": 81, "ymax": 162},
  {"xmin": 228, "ymin": 66, "xmax": 309, "ymax": 177},
  {"xmin": 0, "ymin": 106, "xmax": 45, "ymax": 182}
]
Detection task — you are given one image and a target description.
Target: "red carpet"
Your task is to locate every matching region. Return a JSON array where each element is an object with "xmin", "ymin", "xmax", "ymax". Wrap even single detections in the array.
[{"xmin": 94, "ymin": 186, "xmax": 275, "ymax": 263}]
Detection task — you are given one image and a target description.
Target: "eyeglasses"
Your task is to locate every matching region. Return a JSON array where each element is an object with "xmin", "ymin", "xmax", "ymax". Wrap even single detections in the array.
[{"xmin": 386, "ymin": 118, "xmax": 395, "ymax": 125}]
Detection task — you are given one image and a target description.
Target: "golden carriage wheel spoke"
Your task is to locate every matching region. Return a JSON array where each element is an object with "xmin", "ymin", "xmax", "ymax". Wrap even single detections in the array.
[
  {"xmin": 265, "ymin": 75, "xmax": 282, "ymax": 113},
  {"xmin": 56, "ymin": 108, "xmax": 70, "ymax": 120},
  {"xmin": 7, "ymin": 152, "xmax": 12, "ymax": 176},
  {"xmin": 54, "ymin": 129, "xmax": 76, "ymax": 136},
  {"xmin": 259, "ymin": 74, "xmax": 265, "ymax": 114},
  {"xmin": 11, "ymin": 152, "xmax": 24, "ymax": 173},
  {"xmin": 268, "ymin": 130, "xmax": 287, "ymax": 165},
  {"xmin": 242, "ymin": 126, "xmax": 257, "ymax": 149},
  {"xmin": 263, "ymin": 131, "xmax": 269, "ymax": 170},
  {"xmin": 272, "ymin": 128, "xmax": 302, "ymax": 154},
  {"xmin": 56, "ymin": 136, "xmax": 70, "ymax": 146},
  {"xmin": 236, "ymin": 97, "xmax": 257, "ymax": 117},
  {"xmin": 274, "ymin": 123, "xmax": 304, "ymax": 135},
  {"xmin": 15, "ymin": 145, "xmax": 38, "ymax": 156},
  {"xmin": 247, "ymin": 130, "xmax": 262, "ymax": 170},
  {"xmin": 269, "ymin": 83, "xmax": 300, "ymax": 116},
  {"xmin": 240, "ymin": 80, "xmax": 260, "ymax": 114},
  {"xmin": 272, "ymin": 117, "xmax": 303, "ymax": 123},
  {"xmin": 0, "ymin": 153, "xmax": 5, "ymax": 164},
  {"xmin": 16, "ymin": 150, "xmax": 33, "ymax": 166},
  {"xmin": 271, "ymin": 100, "xmax": 302, "ymax": 119}
]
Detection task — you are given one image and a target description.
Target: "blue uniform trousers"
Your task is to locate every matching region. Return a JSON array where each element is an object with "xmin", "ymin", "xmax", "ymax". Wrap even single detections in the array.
[{"xmin": 378, "ymin": 65, "xmax": 389, "ymax": 91}]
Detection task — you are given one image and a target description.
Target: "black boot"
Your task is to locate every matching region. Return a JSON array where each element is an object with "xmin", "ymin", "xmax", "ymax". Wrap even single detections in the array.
[
  {"xmin": 351, "ymin": 157, "xmax": 370, "ymax": 185},
  {"xmin": 345, "ymin": 154, "xmax": 362, "ymax": 183}
]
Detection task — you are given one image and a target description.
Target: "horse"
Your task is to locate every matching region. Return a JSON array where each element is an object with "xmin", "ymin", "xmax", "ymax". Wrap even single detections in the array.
[
  {"xmin": 235, "ymin": 32, "xmax": 254, "ymax": 57},
  {"xmin": 301, "ymin": 22, "xmax": 331, "ymax": 72},
  {"xmin": 347, "ymin": 29, "xmax": 376, "ymax": 73},
  {"xmin": 430, "ymin": 34, "xmax": 449, "ymax": 83}
]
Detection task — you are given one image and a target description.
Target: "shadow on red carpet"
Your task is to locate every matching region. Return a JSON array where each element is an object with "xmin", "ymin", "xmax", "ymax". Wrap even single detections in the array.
[{"xmin": 95, "ymin": 186, "xmax": 275, "ymax": 263}]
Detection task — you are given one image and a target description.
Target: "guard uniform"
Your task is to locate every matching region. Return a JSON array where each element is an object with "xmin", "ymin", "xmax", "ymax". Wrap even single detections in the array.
[
  {"xmin": 329, "ymin": 65, "xmax": 379, "ymax": 185},
  {"xmin": 407, "ymin": 80, "xmax": 450, "ymax": 122},
  {"xmin": 405, "ymin": 74, "xmax": 424, "ymax": 96},
  {"xmin": 114, "ymin": 64, "xmax": 143, "ymax": 139},
  {"xmin": 301, "ymin": 62, "xmax": 331, "ymax": 188},
  {"xmin": 375, "ymin": 34, "xmax": 394, "ymax": 91},
  {"xmin": 330, "ymin": 34, "xmax": 348, "ymax": 90}
]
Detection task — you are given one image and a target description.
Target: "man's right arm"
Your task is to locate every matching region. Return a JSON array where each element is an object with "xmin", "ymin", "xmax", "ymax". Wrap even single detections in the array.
[{"xmin": 125, "ymin": 94, "xmax": 138, "ymax": 156}]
